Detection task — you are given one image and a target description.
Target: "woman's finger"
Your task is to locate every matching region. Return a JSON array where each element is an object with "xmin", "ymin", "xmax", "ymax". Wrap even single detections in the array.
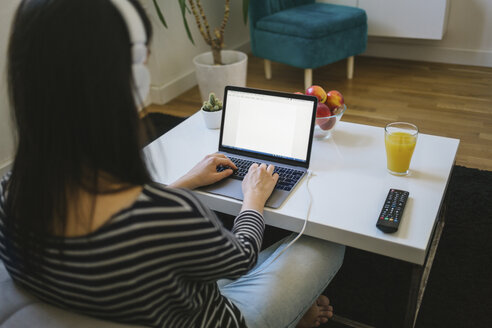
[
  {"xmin": 217, "ymin": 168, "xmax": 234, "ymax": 179},
  {"xmin": 215, "ymin": 157, "xmax": 237, "ymax": 170},
  {"xmin": 248, "ymin": 163, "xmax": 259, "ymax": 172}
]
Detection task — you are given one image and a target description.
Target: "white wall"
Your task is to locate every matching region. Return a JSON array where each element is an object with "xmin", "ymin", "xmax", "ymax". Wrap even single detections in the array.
[
  {"xmin": 0, "ymin": 0, "xmax": 18, "ymax": 177},
  {"xmin": 142, "ymin": 0, "xmax": 250, "ymax": 105},
  {"xmin": 322, "ymin": 0, "xmax": 492, "ymax": 67},
  {"xmin": 364, "ymin": 0, "xmax": 492, "ymax": 67}
]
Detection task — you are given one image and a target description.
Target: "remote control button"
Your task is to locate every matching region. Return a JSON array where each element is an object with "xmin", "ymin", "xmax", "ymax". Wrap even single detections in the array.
[{"xmin": 377, "ymin": 189, "xmax": 409, "ymax": 233}]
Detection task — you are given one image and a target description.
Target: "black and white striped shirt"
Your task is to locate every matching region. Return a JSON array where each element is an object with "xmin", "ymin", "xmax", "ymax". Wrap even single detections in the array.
[{"xmin": 0, "ymin": 173, "xmax": 264, "ymax": 327}]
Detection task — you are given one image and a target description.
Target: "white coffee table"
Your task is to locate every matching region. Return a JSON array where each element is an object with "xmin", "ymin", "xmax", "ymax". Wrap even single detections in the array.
[{"xmin": 143, "ymin": 112, "xmax": 459, "ymax": 327}]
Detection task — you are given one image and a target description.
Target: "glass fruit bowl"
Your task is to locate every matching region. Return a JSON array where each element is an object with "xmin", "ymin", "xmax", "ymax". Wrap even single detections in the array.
[{"xmin": 314, "ymin": 104, "xmax": 346, "ymax": 140}]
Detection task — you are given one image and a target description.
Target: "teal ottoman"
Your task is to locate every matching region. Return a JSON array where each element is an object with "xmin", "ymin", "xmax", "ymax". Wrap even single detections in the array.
[{"xmin": 250, "ymin": 0, "xmax": 367, "ymax": 88}]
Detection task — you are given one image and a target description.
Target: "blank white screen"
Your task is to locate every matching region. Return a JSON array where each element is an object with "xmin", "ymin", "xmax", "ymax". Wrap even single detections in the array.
[{"xmin": 222, "ymin": 90, "xmax": 314, "ymax": 162}]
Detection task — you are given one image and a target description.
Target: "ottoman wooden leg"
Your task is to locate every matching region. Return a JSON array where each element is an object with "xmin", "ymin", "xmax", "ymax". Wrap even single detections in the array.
[
  {"xmin": 347, "ymin": 56, "xmax": 354, "ymax": 79},
  {"xmin": 264, "ymin": 59, "xmax": 272, "ymax": 79},
  {"xmin": 304, "ymin": 69, "xmax": 312, "ymax": 90}
]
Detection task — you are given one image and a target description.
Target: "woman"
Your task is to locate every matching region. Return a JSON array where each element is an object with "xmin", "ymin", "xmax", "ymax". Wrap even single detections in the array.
[{"xmin": 0, "ymin": 0, "xmax": 344, "ymax": 327}]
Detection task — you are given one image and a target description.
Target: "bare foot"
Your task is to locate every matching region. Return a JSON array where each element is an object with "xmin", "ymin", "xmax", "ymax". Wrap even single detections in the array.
[{"xmin": 296, "ymin": 295, "xmax": 334, "ymax": 328}]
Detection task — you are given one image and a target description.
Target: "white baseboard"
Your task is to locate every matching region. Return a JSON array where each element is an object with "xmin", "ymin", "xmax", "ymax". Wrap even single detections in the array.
[
  {"xmin": 363, "ymin": 39, "xmax": 492, "ymax": 67},
  {"xmin": 0, "ymin": 159, "xmax": 12, "ymax": 177},
  {"xmin": 149, "ymin": 69, "xmax": 197, "ymax": 106},
  {"xmin": 149, "ymin": 41, "xmax": 251, "ymax": 105}
]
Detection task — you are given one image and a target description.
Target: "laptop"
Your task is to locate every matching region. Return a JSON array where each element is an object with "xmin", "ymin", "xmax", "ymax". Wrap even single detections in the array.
[{"xmin": 199, "ymin": 86, "xmax": 318, "ymax": 208}]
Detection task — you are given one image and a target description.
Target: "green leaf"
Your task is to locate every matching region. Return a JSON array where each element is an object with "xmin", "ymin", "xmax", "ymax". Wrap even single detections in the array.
[
  {"xmin": 152, "ymin": 0, "xmax": 168, "ymax": 28},
  {"xmin": 178, "ymin": 0, "xmax": 195, "ymax": 45},
  {"xmin": 242, "ymin": 0, "xmax": 249, "ymax": 25}
]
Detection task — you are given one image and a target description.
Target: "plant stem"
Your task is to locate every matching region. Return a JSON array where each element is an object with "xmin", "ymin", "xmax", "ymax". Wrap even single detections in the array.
[
  {"xmin": 187, "ymin": 0, "xmax": 231, "ymax": 65},
  {"xmin": 219, "ymin": 0, "xmax": 230, "ymax": 41},
  {"xmin": 212, "ymin": 46, "xmax": 222, "ymax": 65},
  {"xmin": 188, "ymin": 0, "xmax": 210, "ymax": 45},
  {"xmin": 211, "ymin": 0, "xmax": 229, "ymax": 65}
]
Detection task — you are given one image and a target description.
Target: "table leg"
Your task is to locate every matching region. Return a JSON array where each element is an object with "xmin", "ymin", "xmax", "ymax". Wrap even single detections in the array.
[
  {"xmin": 403, "ymin": 204, "xmax": 446, "ymax": 328},
  {"xmin": 332, "ymin": 200, "xmax": 447, "ymax": 328}
]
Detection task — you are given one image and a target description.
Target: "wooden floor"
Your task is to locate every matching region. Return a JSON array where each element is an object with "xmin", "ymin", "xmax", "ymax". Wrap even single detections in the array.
[{"xmin": 146, "ymin": 55, "xmax": 492, "ymax": 171}]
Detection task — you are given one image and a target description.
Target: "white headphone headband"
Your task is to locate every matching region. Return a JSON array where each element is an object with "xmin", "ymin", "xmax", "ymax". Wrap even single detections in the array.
[
  {"xmin": 108, "ymin": 0, "xmax": 146, "ymax": 44},
  {"xmin": 108, "ymin": 0, "xmax": 150, "ymax": 109}
]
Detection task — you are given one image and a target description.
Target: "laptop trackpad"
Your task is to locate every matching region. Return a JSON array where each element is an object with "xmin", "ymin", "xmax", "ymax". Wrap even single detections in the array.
[
  {"xmin": 200, "ymin": 179, "xmax": 244, "ymax": 201},
  {"xmin": 199, "ymin": 178, "xmax": 288, "ymax": 209}
]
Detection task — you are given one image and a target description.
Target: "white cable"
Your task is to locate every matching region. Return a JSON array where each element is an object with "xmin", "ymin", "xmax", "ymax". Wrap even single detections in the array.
[{"xmin": 249, "ymin": 170, "xmax": 315, "ymax": 276}]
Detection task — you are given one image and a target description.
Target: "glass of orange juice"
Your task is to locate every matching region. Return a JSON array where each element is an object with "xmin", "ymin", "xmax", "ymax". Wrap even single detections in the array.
[{"xmin": 385, "ymin": 122, "xmax": 418, "ymax": 175}]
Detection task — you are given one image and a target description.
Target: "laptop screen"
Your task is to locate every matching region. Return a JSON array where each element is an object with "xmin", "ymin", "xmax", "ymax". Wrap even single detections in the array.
[{"xmin": 219, "ymin": 87, "xmax": 316, "ymax": 166}]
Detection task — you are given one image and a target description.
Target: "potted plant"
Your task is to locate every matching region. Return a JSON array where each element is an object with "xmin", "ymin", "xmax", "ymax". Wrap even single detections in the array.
[
  {"xmin": 152, "ymin": 0, "xmax": 249, "ymax": 101},
  {"xmin": 201, "ymin": 92, "xmax": 223, "ymax": 129}
]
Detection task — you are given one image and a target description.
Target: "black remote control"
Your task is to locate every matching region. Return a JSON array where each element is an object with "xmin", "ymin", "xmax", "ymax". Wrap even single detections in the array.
[{"xmin": 376, "ymin": 189, "xmax": 409, "ymax": 233}]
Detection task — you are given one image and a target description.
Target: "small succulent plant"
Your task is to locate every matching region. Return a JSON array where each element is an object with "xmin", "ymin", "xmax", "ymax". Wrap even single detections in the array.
[{"xmin": 201, "ymin": 93, "xmax": 223, "ymax": 112}]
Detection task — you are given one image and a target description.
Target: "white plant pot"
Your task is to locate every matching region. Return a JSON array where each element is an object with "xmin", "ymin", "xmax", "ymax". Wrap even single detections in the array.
[
  {"xmin": 193, "ymin": 50, "xmax": 248, "ymax": 102},
  {"xmin": 201, "ymin": 109, "xmax": 223, "ymax": 129}
]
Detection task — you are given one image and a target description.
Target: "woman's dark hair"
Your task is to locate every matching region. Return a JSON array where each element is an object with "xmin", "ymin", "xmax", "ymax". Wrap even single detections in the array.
[{"xmin": 5, "ymin": 0, "xmax": 153, "ymax": 270}]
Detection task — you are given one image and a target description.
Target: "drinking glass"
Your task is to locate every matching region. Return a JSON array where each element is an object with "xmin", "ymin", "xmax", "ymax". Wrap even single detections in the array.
[{"xmin": 385, "ymin": 122, "xmax": 418, "ymax": 175}]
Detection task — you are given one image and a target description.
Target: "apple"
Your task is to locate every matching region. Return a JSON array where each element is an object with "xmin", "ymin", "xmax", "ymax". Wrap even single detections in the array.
[
  {"xmin": 306, "ymin": 85, "xmax": 327, "ymax": 103},
  {"xmin": 325, "ymin": 90, "xmax": 344, "ymax": 110},
  {"xmin": 319, "ymin": 117, "xmax": 336, "ymax": 130},
  {"xmin": 315, "ymin": 102, "xmax": 333, "ymax": 127},
  {"xmin": 316, "ymin": 102, "xmax": 331, "ymax": 118},
  {"xmin": 294, "ymin": 91, "xmax": 304, "ymax": 95}
]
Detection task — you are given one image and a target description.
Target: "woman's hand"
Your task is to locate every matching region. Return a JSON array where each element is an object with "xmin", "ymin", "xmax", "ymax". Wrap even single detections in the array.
[
  {"xmin": 241, "ymin": 163, "xmax": 279, "ymax": 213},
  {"xmin": 169, "ymin": 153, "xmax": 237, "ymax": 190}
]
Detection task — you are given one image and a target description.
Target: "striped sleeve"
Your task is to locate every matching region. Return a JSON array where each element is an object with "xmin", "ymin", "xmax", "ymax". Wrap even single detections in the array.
[
  {"xmin": 168, "ymin": 187, "xmax": 265, "ymax": 281},
  {"xmin": 0, "ymin": 171, "xmax": 10, "ymax": 217},
  {"xmin": 0, "ymin": 171, "xmax": 11, "ymax": 245},
  {"xmin": 0, "ymin": 181, "xmax": 258, "ymax": 327}
]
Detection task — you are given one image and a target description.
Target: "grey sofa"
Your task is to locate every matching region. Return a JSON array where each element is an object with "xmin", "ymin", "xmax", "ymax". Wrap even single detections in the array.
[{"xmin": 0, "ymin": 262, "xmax": 141, "ymax": 327}]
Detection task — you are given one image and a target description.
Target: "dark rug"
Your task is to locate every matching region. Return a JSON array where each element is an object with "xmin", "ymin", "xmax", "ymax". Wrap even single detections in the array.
[
  {"xmin": 144, "ymin": 113, "xmax": 492, "ymax": 328},
  {"xmin": 141, "ymin": 112, "xmax": 187, "ymax": 146},
  {"xmin": 324, "ymin": 165, "xmax": 492, "ymax": 328}
]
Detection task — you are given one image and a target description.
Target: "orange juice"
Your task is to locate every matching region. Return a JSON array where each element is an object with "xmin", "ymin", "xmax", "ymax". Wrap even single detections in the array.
[{"xmin": 385, "ymin": 131, "xmax": 417, "ymax": 174}]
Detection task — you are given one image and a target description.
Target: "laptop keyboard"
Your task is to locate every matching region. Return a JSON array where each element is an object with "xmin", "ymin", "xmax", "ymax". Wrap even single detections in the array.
[{"xmin": 217, "ymin": 156, "xmax": 304, "ymax": 191}]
